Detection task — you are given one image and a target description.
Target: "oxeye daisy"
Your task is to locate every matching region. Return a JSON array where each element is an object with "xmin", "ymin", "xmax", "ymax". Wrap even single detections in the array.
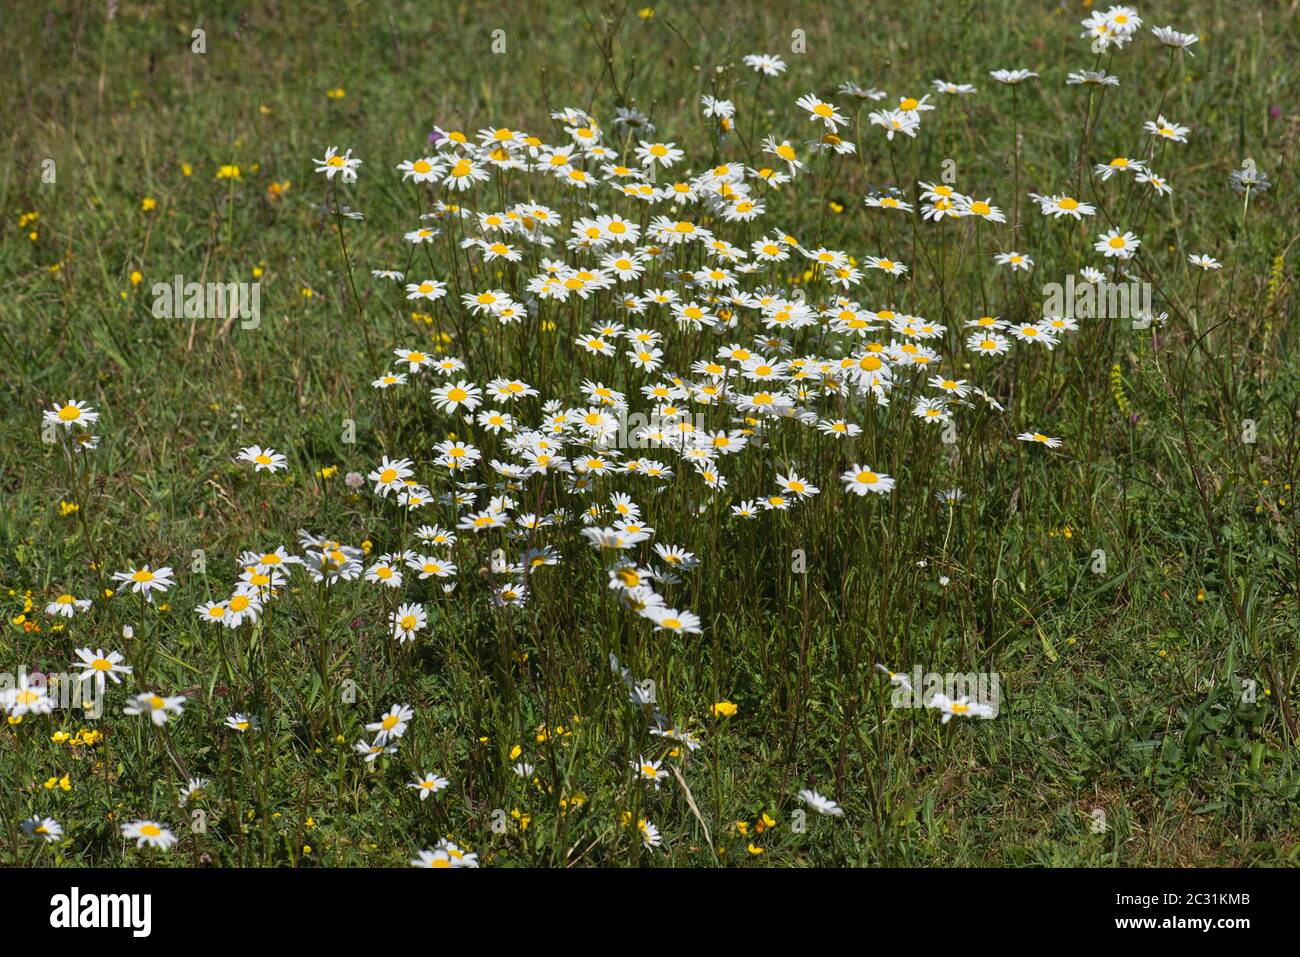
[
  {"xmin": 405, "ymin": 279, "xmax": 447, "ymax": 302},
  {"xmin": 928, "ymin": 375, "xmax": 970, "ymax": 398},
  {"xmin": 443, "ymin": 156, "xmax": 489, "ymax": 190},
  {"xmin": 1135, "ymin": 169, "xmax": 1171, "ymax": 196},
  {"xmin": 22, "ymin": 816, "xmax": 63, "ymax": 843},
  {"xmin": 365, "ymin": 558, "xmax": 403, "ymax": 588},
  {"xmin": 643, "ymin": 606, "xmax": 703, "ymax": 635},
  {"xmin": 73, "ymin": 648, "xmax": 132, "ymax": 691},
  {"xmin": 864, "ymin": 255, "xmax": 908, "ymax": 275},
  {"xmin": 225, "ymin": 713, "xmax": 260, "ymax": 732},
  {"xmin": 124, "ymin": 692, "xmax": 186, "ymax": 726},
  {"xmin": 430, "ymin": 380, "xmax": 483, "ymax": 413},
  {"xmin": 798, "ymin": 789, "xmax": 844, "ymax": 817},
  {"xmin": 776, "ymin": 472, "xmax": 819, "ymax": 498},
  {"xmin": 632, "ymin": 755, "xmax": 669, "ymax": 789},
  {"xmin": 45, "ymin": 593, "xmax": 92, "ymax": 618},
  {"xmin": 958, "ymin": 196, "xmax": 1006, "ymax": 223},
  {"xmin": 121, "ymin": 820, "xmax": 177, "ymax": 850},
  {"xmin": 1017, "ymin": 431, "xmax": 1063, "ymax": 449},
  {"xmin": 236, "ymin": 445, "xmax": 288, "ymax": 473},
  {"xmin": 434, "ymin": 839, "xmax": 479, "ymax": 868},
  {"xmin": 796, "ymin": 93, "xmax": 847, "ymax": 131},
  {"xmin": 1067, "ymin": 70, "xmax": 1119, "ymax": 87},
  {"xmin": 1039, "ymin": 194, "xmax": 1095, "ymax": 219},
  {"xmin": 2, "ymin": 672, "xmax": 53, "ymax": 717},
  {"xmin": 1095, "ymin": 228, "xmax": 1140, "ymax": 259},
  {"xmin": 912, "ymin": 397, "xmax": 952, "ymax": 423},
  {"xmin": 179, "ymin": 777, "xmax": 210, "ymax": 807},
  {"xmin": 221, "ymin": 589, "xmax": 262, "ymax": 628},
  {"xmin": 390, "ymin": 602, "xmax": 428, "ymax": 643},
  {"xmin": 1010, "ymin": 322, "xmax": 1058, "ymax": 349},
  {"xmin": 875, "ymin": 663, "xmax": 914, "ymax": 693},
  {"xmin": 111, "ymin": 565, "xmax": 175, "ymax": 601},
  {"xmin": 396, "ymin": 156, "xmax": 442, "ymax": 183},
  {"xmin": 933, "ymin": 79, "xmax": 977, "ymax": 95},
  {"xmin": 407, "ymin": 772, "xmax": 449, "ymax": 800},
  {"xmin": 840, "ymin": 464, "xmax": 896, "ymax": 497},
  {"xmin": 356, "ymin": 738, "xmax": 399, "ymax": 763},
  {"xmin": 864, "ymin": 193, "xmax": 914, "ymax": 213},
  {"xmin": 868, "ymin": 108, "xmax": 919, "ymax": 140},
  {"xmin": 634, "ymin": 140, "xmax": 685, "ymax": 169},
  {"xmin": 196, "ymin": 600, "xmax": 228, "ymax": 625},
  {"xmin": 312, "ymin": 146, "xmax": 361, "ymax": 182},
  {"xmin": 994, "ymin": 250, "xmax": 1034, "ymax": 272},
  {"xmin": 411, "ymin": 848, "xmax": 453, "ymax": 868},
  {"xmin": 817, "ymin": 418, "xmax": 861, "ymax": 439},
  {"xmin": 1143, "ymin": 115, "xmax": 1190, "ymax": 143},
  {"xmin": 367, "ymin": 703, "xmax": 415, "ymax": 744},
  {"xmin": 1151, "ymin": 25, "xmax": 1199, "ymax": 55},
  {"xmin": 989, "ymin": 68, "xmax": 1038, "ymax": 84},
  {"xmin": 1094, "ymin": 156, "xmax": 1145, "ymax": 180},
  {"xmin": 368, "ymin": 456, "xmax": 414, "ymax": 497},
  {"xmin": 742, "ymin": 53, "xmax": 787, "ymax": 76},
  {"xmin": 652, "ymin": 543, "xmax": 698, "ymax": 570},
  {"xmin": 928, "ymin": 692, "xmax": 995, "ymax": 722},
  {"xmin": 43, "ymin": 399, "xmax": 99, "ymax": 431}
]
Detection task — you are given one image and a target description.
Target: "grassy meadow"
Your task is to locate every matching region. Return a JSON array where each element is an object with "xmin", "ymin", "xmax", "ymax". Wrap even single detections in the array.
[{"xmin": 2, "ymin": 0, "xmax": 1299, "ymax": 867}]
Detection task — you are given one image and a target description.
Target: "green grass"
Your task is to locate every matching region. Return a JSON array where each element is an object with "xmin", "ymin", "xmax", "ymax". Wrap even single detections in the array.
[{"xmin": 1, "ymin": 0, "xmax": 1298, "ymax": 867}]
